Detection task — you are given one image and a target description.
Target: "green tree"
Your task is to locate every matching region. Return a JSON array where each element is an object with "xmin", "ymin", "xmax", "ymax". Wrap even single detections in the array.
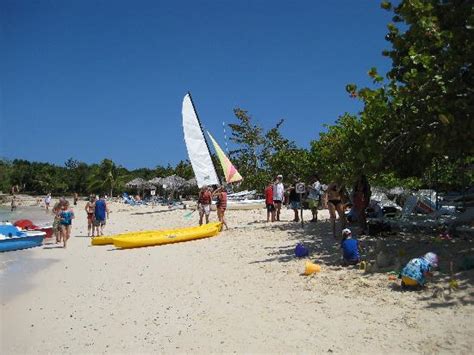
[
  {"xmin": 312, "ymin": 0, "xmax": 473, "ymax": 189},
  {"xmin": 88, "ymin": 159, "xmax": 125, "ymax": 197}
]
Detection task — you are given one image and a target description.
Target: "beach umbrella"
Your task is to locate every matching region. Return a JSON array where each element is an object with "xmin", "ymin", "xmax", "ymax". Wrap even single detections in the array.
[
  {"xmin": 184, "ymin": 177, "xmax": 197, "ymax": 188},
  {"xmin": 125, "ymin": 177, "xmax": 146, "ymax": 188},
  {"xmin": 142, "ymin": 182, "xmax": 157, "ymax": 190},
  {"xmin": 148, "ymin": 177, "xmax": 163, "ymax": 185},
  {"xmin": 160, "ymin": 175, "xmax": 186, "ymax": 190}
]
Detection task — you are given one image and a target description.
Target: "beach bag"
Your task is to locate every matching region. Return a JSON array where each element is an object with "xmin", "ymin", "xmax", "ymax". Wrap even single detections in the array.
[{"xmin": 295, "ymin": 243, "xmax": 309, "ymax": 258}]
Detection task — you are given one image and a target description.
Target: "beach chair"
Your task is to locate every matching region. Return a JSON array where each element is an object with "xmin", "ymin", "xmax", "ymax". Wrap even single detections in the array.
[{"xmin": 122, "ymin": 193, "xmax": 136, "ymax": 206}]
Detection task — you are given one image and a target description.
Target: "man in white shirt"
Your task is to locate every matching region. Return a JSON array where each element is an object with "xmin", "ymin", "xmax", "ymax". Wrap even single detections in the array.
[{"xmin": 272, "ymin": 175, "xmax": 284, "ymax": 221}]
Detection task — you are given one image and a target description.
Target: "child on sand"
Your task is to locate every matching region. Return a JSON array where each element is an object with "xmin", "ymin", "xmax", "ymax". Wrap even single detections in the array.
[
  {"xmin": 340, "ymin": 228, "xmax": 361, "ymax": 266},
  {"xmin": 264, "ymin": 182, "xmax": 275, "ymax": 222},
  {"xmin": 400, "ymin": 252, "xmax": 438, "ymax": 288}
]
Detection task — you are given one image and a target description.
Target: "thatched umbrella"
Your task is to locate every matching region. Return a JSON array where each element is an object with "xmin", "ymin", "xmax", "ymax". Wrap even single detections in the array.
[
  {"xmin": 184, "ymin": 177, "xmax": 197, "ymax": 188},
  {"xmin": 125, "ymin": 178, "xmax": 146, "ymax": 188},
  {"xmin": 160, "ymin": 175, "xmax": 186, "ymax": 190},
  {"xmin": 143, "ymin": 182, "xmax": 156, "ymax": 190},
  {"xmin": 148, "ymin": 177, "xmax": 163, "ymax": 185}
]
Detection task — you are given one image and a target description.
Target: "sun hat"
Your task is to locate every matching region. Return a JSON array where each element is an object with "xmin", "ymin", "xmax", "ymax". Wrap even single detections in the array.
[
  {"xmin": 423, "ymin": 252, "xmax": 439, "ymax": 267},
  {"xmin": 342, "ymin": 228, "xmax": 352, "ymax": 237}
]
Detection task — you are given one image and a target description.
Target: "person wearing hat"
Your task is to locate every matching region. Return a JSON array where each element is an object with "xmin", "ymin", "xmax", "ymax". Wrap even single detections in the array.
[
  {"xmin": 272, "ymin": 175, "xmax": 284, "ymax": 221},
  {"xmin": 400, "ymin": 252, "xmax": 439, "ymax": 288},
  {"xmin": 340, "ymin": 228, "xmax": 361, "ymax": 266}
]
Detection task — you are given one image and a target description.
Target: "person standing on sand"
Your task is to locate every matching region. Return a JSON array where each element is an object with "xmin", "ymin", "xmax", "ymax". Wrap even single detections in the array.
[
  {"xmin": 287, "ymin": 179, "xmax": 302, "ymax": 222},
  {"xmin": 273, "ymin": 175, "xmax": 284, "ymax": 221},
  {"xmin": 44, "ymin": 193, "xmax": 52, "ymax": 212},
  {"xmin": 59, "ymin": 200, "xmax": 74, "ymax": 248},
  {"xmin": 264, "ymin": 181, "xmax": 275, "ymax": 222},
  {"xmin": 352, "ymin": 174, "xmax": 371, "ymax": 234},
  {"xmin": 213, "ymin": 186, "xmax": 228, "ymax": 230},
  {"xmin": 327, "ymin": 182, "xmax": 346, "ymax": 239},
  {"xmin": 198, "ymin": 185, "xmax": 212, "ymax": 225},
  {"xmin": 307, "ymin": 175, "xmax": 322, "ymax": 222},
  {"xmin": 52, "ymin": 198, "xmax": 64, "ymax": 243},
  {"xmin": 85, "ymin": 195, "xmax": 96, "ymax": 237},
  {"xmin": 11, "ymin": 196, "xmax": 17, "ymax": 212},
  {"xmin": 94, "ymin": 194, "xmax": 109, "ymax": 236},
  {"xmin": 73, "ymin": 192, "xmax": 78, "ymax": 206}
]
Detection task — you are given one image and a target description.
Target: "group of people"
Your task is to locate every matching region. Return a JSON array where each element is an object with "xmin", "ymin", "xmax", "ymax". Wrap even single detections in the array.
[
  {"xmin": 265, "ymin": 174, "xmax": 325, "ymax": 224},
  {"xmin": 197, "ymin": 185, "xmax": 228, "ymax": 229},
  {"xmin": 47, "ymin": 194, "xmax": 109, "ymax": 248},
  {"xmin": 264, "ymin": 174, "xmax": 372, "ymax": 239},
  {"xmin": 85, "ymin": 194, "xmax": 109, "ymax": 237},
  {"xmin": 51, "ymin": 198, "xmax": 75, "ymax": 248}
]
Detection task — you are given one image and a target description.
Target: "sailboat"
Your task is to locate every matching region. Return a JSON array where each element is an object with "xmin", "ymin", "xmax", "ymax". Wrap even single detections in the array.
[
  {"xmin": 182, "ymin": 92, "xmax": 220, "ymax": 188},
  {"xmin": 182, "ymin": 92, "xmax": 242, "ymax": 186},
  {"xmin": 182, "ymin": 93, "xmax": 264, "ymax": 210}
]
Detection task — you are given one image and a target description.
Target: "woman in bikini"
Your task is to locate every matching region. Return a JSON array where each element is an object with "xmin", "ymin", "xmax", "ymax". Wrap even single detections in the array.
[
  {"xmin": 213, "ymin": 186, "xmax": 228, "ymax": 230},
  {"xmin": 327, "ymin": 182, "xmax": 346, "ymax": 239},
  {"xmin": 85, "ymin": 195, "xmax": 96, "ymax": 237}
]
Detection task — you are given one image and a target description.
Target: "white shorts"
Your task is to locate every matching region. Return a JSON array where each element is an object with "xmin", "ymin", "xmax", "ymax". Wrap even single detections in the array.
[{"xmin": 199, "ymin": 204, "xmax": 211, "ymax": 216}]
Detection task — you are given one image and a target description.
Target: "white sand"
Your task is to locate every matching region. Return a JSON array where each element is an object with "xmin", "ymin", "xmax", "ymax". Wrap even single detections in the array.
[{"xmin": 1, "ymin": 200, "xmax": 473, "ymax": 354}]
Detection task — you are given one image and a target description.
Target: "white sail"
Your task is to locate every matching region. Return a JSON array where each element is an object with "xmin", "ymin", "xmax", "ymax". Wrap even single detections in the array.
[{"xmin": 182, "ymin": 93, "xmax": 220, "ymax": 188}]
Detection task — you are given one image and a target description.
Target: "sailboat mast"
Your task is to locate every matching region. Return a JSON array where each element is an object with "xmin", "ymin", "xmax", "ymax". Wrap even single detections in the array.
[{"xmin": 186, "ymin": 91, "xmax": 221, "ymax": 186}]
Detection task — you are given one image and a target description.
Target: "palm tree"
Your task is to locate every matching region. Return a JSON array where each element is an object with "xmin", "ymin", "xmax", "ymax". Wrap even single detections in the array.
[{"xmin": 88, "ymin": 159, "xmax": 126, "ymax": 197}]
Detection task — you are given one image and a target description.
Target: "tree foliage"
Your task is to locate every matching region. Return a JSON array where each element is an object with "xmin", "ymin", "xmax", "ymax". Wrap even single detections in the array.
[
  {"xmin": 311, "ymin": 0, "xmax": 473, "ymax": 189},
  {"xmin": 0, "ymin": 158, "xmax": 195, "ymax": 196}
]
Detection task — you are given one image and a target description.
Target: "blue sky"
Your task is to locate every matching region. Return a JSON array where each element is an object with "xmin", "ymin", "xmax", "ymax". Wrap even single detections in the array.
[{"xmin": 1, "ymin": 0, "xmax": 393, "ymax": 169}]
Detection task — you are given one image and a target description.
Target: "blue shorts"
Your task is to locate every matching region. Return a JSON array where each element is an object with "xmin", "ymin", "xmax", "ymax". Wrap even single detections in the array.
[{"xmin": 290, "ymin": 201, "xmax": 301, "ymax": 209}]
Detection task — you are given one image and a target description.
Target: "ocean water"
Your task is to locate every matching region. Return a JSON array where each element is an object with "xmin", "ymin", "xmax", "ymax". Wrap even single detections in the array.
[
  {"xmin": 0, "ymin": 206, "xmax": 54, "ymax": 225},
  {"xmin": 0, "ymin": 206, "xmax": 58, "ymax": 303}
]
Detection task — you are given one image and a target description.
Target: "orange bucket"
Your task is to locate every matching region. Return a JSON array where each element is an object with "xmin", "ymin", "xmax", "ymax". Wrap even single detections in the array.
[{"xmin": 304, "ymin": 261, "xmax": 321, "ymax": 275}]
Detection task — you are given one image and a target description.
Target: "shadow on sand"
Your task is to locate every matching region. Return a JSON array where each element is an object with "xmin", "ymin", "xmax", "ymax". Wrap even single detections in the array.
[{"xmin": 249, "ymin": 218, "xmax": 474, "ymax": 307}]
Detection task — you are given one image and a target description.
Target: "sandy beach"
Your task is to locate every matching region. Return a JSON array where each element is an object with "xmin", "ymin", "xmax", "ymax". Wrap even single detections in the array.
[{"xmin": 1, "ymin": 200, "xmax": 474, "ymax": 354}]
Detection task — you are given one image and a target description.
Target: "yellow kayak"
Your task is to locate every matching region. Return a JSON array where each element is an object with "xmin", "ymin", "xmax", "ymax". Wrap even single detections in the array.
[
  {"xmin": 112, "ymin": 222, "xmax": 222, "ymax": 249},
  {"xmin": 91, "ymin": 224, "xmax": 208, "ymax": 246}
]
